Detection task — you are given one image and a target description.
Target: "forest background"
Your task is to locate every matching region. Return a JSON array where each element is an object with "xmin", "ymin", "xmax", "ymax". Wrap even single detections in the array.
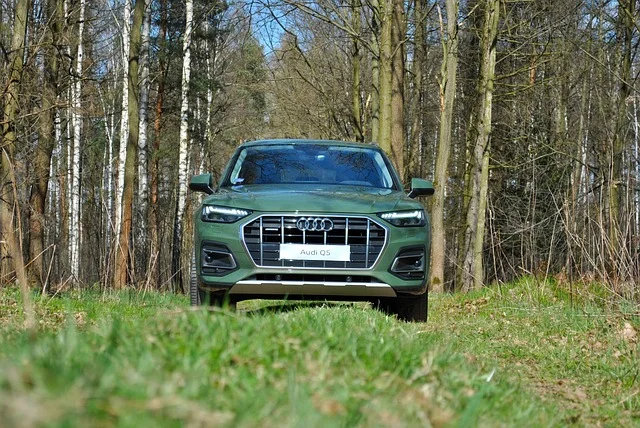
[{"xmin": 1, "ymin": 0, "xmax": 638, "ymax": 300}]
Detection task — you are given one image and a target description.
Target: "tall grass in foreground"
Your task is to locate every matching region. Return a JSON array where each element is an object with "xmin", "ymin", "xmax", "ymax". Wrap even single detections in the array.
[{"xmin": 0, "ymin": 278, "xmax": 638, "ymax": 426}]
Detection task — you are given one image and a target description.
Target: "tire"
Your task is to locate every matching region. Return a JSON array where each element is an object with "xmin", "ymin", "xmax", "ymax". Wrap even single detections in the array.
[
  {"xmin": 395, "ymin": 291, "xmax": 428, "ymax": 322},
  {"xmin": 190, "ymin": 252, "xmax": 235, "ymax": 309},
  {"xmin": 374, "ymin": 292, "xmax": 428, "ymax": 322},
  {"xmin": 202, "ymin": 291, "xmax": 236, "ymax": 309},
  {"xmin": 190, "ymin": 253, "xmax": 201, "ymax": 306}
]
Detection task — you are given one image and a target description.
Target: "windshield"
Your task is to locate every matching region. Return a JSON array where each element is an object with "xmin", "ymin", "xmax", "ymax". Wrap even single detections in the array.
[{"xmin": 225, "ymin": 144, "xmax": 397, "ymax": 189}]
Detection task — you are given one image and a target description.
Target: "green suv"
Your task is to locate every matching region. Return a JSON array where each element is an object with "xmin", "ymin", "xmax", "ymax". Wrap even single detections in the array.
[{"xmin": 189, "ymin": 139, "xmax": 434, "ymax": 321}]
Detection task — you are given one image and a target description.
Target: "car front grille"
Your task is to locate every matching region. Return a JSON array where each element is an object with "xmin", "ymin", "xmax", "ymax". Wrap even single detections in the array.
[{"xmin": 242, "ymin": 216, "xmax": 387, "ymax": 269}]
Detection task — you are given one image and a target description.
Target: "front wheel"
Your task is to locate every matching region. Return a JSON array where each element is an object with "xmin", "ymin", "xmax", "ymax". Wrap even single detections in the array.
[
  {"xmin": 189, "ymin": 253, "xmax": 202, "ymax": 306},
  {"xmin": 199, "ymin": 291, "xmax": 237, "ymax": 310},
  {"xmin": 190, "ymin": 255, "xmax": 232, "ymax": 308},
  {"xmin": 394, "ymin": 292, "xmax": 428, "ymax": 322},
  {"xmin": 374, "ymin": 292, "xmax": 428, "ymax": 322}
]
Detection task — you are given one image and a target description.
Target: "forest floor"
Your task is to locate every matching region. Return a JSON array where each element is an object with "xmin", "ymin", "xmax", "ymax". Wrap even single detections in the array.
[{"xmin": 0, "ymin": 278, "xmax": 638, "ymax": 427}]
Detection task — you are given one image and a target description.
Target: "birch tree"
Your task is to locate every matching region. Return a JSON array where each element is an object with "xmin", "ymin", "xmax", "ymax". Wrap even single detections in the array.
[
  {"xmin": 99, "ymin": 57, "xmax": 119, "ymax": 280},
  {"xmin": 115, "ymin": 0, "xmax": 131, "ymax": 242},
  {"xmin": 172, "ymin": 0, "xmax": 194, "ymax": 291},
  {"xmin": 137, "ymin": 0, "xmax": 151, "ymax": 275},
  {"xmin": 69, "ymin": 0, "xmax": 86, "ymax": 279}
]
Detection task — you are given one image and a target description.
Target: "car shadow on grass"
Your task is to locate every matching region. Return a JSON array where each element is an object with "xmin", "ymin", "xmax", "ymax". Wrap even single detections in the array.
[{"xmin": 239, "ymin": 300, "xmax": 366, "ymax": 316}]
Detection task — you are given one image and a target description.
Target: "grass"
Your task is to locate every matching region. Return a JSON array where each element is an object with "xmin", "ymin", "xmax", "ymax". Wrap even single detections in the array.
[{"xmin": 0, "ymin": 279, "xmax": 638, "ymax": 427}]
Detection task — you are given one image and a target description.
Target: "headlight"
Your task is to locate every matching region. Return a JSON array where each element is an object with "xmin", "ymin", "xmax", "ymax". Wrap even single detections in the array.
[
  {"xmin": 201, "ymin": 205, "xmax": 252, "ymax": 223},
  {"xmin": 378, "ymin": 210, "xmax": 426, "ymax": 227}
]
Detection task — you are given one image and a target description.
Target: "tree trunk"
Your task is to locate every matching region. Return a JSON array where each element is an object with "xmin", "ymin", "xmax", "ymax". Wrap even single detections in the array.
[
  {"xmin": 137, "ymin": 0, "xmax": 151, "ymax": 278},
  {"xmin": 566, "ymin": 73, "xmax": 590, "ymax": 278},
  {"xmin": 607, "ymin": 0, "xmax": 634, "ymax": 283},
  {"xmin": 351, "ymin": 0, "xmax": 364, "ymax": 142},
  {"xmin": 472, "ymin": 138, "xmax": 491, "ymax": 288},
  {"xmin": 370, "ymin": 0, "xmax": 380, "ymax": 144},
  {"xmin": 172, "ymin": 0, "xmax": 194, "ymax": 293},
  {"xmin": 69, "ymin": 0, "xmax": 85, "ymax": 280},
  {"xmin": 59, "ymin": 86, "xmax": 70, "ymax": 277},
  {"xmin": 461, "ymin": 0, "xmax": 499, "ymax": 292},
  {"xmin": 204, "ymin": 19, "xmax": 213, "ymax": 159},
  {"xmin": 98, "ymin": 68, "xmax": 118, "ymax": 286},
  {"xmin": 377, "ymin": 0, "xmax": 393, "ymax": 155},
  {"xmin": 150, "ymin": 0, "xmax": 167, "ymax": 289},
  {"xmin": 114, "ymin": 0, "xmax": 145, "ymax": 289},
  {"xmin": 430, "ymin": 0, "xmax": 459, "ymax": 293},
  {"xmin": 28, "ymin": 0, "xmax": 61, "ymax": 287},
  {"xmin": 390, "ymin": 0, "xmax": 405, "ymax": 177},
  {"xmin": 115, "ymin": 0, "xmax": 131, "ymax": 243},
  {"xmin": 408, "ymin": 0, "xmax": 425, "ymax": 180},
  {"xmin": 455, "ymin": 112, "xmax": 473, "ymax": 290},
  {"xmin": 0, "ymin": 0, "xmax": 33, "ymax": 326}
]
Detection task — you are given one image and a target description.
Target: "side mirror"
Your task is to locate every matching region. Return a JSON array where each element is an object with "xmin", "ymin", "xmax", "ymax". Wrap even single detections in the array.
[
  {"xmin": 407, "ymin": 178, "xmax": 434, "ymax": 198},
  {"xmin": 189, "ymin": 173, "xmax": 214, "ymax": 195}
]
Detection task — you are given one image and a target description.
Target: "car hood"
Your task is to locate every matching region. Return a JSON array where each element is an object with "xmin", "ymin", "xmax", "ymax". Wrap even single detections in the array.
[{"xmin": 201, "ymin": 184, "xmax": 422, "ymax": 214}]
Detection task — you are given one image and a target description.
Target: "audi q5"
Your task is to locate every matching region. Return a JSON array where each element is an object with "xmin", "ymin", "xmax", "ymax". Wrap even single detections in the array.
[{"xmin": 189, "ymin": 139, "xmax": 434, "ymax": 321}]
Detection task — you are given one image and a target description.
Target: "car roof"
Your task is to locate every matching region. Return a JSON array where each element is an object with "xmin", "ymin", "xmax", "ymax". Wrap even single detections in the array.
[{"xmin": 239, "ymin": 139, "xmax": 381, "ymax": 150}]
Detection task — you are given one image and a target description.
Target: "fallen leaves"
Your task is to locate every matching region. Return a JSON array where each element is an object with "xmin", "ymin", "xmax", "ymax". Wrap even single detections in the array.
[
  {"xmin": 564, "ymin": 385, "xmax": 588, "ymax": 403},
  {"xmin": 312, "ymin": 393, "xmax": 346, "ymax": 416},
  {"xmin": 619, "ymin": 322, "xmax": 638, "ymax": 344}
]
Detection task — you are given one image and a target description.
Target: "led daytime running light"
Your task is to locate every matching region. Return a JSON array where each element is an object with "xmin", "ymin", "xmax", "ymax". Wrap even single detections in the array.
[
  {"xmin": 379, "ymin": 210, "xmax": 426, "ymax": 227},
  {"xmin": 380, "ymin": 210, "xmax": 423, "ymax": 220},
  {"xmin": 203, "ymin": 206, "xmax": 250, "ymax": 217},
  {"xmin": 202, "ymin": 205, "xmax": 251, "ymax": 223}
]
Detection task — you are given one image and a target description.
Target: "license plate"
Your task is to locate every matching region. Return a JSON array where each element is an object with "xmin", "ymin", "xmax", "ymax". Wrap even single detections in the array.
[{"xmin": 279, "ymin": 244, "xmax": 351, "ymax": 261}]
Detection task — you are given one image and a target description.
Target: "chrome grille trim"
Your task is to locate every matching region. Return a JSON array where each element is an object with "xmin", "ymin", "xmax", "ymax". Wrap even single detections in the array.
[
  {"xmin": 230, "ymin": 281, "xmax": 397, "ymax": 297},
  {"xmin": 241, "ymin": 214, "xmax": 388, "ymax": 270},
  {"xmin": 365, "ymin": 219, "xmax": 370, "ymax": 267}
]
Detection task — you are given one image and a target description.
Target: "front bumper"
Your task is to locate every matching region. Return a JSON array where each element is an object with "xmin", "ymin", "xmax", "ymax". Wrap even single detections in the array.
[{"xmin": 194, "ymin": 212, "xmax": 430, "ymax": 298}]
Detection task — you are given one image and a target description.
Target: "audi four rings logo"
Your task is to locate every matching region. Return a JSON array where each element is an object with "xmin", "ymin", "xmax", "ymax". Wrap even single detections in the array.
[{"xmin": 296, "ymin": 217, "xmax": 334, "ymax": 232}]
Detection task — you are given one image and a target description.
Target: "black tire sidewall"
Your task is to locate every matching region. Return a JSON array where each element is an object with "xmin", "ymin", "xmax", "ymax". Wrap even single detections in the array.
[{"xmin": 190, "ymin": 253, "xmax": 201, "ymax": 306}]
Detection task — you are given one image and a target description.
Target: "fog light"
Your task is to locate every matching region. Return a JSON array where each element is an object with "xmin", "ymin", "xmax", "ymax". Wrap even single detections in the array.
[
  {"xmin": 390, "ymin": 247, "xmax": 425, "ymax": 279},
  {"xmin": 201, "ymin": 243, "xmax": 237, "ymax": 275}
]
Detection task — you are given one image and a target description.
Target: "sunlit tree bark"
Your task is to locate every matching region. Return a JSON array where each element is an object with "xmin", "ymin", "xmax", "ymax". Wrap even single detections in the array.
[
  {"xmin": 114, "ymin": 0, "xmax": 145, "ymax": 288},
  {"xmin": 137, "ymin": 0, "xmax": 151, "ymax": 276},
  {"xmin": 351, "ymin": 0, "xmax": 364, "ymax": 142},
  {"xmin": 390, "ymin": 0, "xmax": 405, "ymax": 176},
  {"xmin": 430, "ymin": 0, "xmax": 459, "ymax": 293},
  {"xmin": 69, "ymin": 0, "xmax": 86, "ymax": 279},
  {"xmin": 461, "ymin": 0, "xmax": 499, "ymax": 292},
  {"xmin": 377, "ymin": 0, "xmax": 393, "ymax": 156},
  {"xmin": 407, "ymin": 0, "xmax": 426, "ymax": 181},
  {"xmin": 150, "ymin": 0, "xmax": 167, "ymax": 288},
  {"xmin": 0, "ymin": 0, "xmax": 33, "ymax": 325},
  {"xmin": 172, "ymin": 0, "xmax": 194, "ymax": 292},
  {"xmin": 370, "ymin": 0, "xmax": 381, "ymax": 144},
  {"xmin": 115, "ymin": 0, "xmax": 131, "ymax": 243},
  {"xmin": 607, "ymin": 0, "xmax": 634, "ymax": 282}
]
